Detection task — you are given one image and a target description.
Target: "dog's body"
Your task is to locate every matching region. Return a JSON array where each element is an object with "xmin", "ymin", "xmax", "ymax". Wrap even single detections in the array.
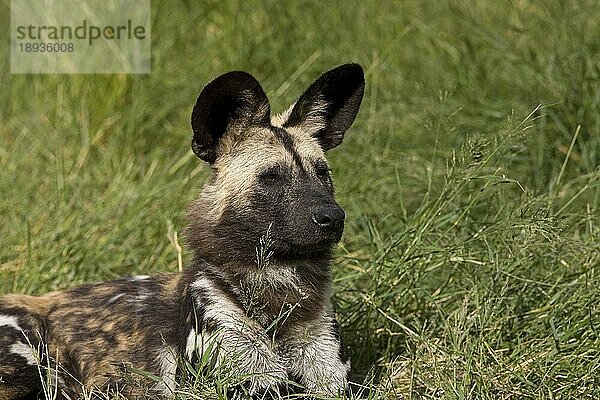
[{"xmin": 0, "ymin": 64, "xmax": 364, "ymax": 399}]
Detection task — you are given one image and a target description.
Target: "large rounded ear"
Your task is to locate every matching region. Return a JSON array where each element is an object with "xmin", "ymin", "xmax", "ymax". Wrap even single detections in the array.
[
  {"xmin": 191, "ymin": 71, "xmax": 270, "ymax": 163},
  {"xmin": 283, "ymin": 63, "xmax": 365, "ymax": 150}
]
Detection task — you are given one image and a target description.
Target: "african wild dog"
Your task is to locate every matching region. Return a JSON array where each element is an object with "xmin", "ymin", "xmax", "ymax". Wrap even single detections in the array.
[{"xmin": 0, "ymin": 63, "xmax": 365, "ymax": 399}]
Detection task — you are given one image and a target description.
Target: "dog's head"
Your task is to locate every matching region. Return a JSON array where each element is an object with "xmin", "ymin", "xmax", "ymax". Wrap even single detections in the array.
[{"xmin": 186, "ymin": 64, "xmax": 364, "ymax": 263}]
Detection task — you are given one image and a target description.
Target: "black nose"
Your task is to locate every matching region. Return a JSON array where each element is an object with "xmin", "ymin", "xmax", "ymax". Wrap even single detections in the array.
[{"xmin": 312, "ymin": 205, "xmax": 345, "ymax": 231}]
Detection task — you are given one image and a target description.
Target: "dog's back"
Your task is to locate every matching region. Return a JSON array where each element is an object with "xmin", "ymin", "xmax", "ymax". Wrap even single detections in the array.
[{"xmin": 1, "ymin": 274, "xmax": 183, "ymax": 397}]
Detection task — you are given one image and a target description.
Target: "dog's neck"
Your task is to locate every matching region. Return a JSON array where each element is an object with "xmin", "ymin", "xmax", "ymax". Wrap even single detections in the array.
[{"xmin": 189, "ymin": 254, "xmax": 333, "ymax": 328}]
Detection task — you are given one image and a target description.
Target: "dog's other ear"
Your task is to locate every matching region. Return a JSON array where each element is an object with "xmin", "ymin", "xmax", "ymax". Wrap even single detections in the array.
[
  {"xmin": 191, "ymin": 71, "xmax": 270, "ymax": 163},
  {"xmin": 283, "ymin": 63, "xmax": 365, "ymax": 151}
]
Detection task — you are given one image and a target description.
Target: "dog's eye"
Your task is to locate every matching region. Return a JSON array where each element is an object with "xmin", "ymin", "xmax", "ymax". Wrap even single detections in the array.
[
  {"xmin": 259, "ymin": 167, "xmax": 281, "ymax": 184},
  {"xmin": 315, "ymin": 163, "xmax": 330, "ymax": 180}
]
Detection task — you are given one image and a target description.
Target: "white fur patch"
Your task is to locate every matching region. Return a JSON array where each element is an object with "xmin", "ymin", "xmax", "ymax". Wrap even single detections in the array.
[
  {"xmin": 134, "ymin": 293, "xmax": 149, "ymax": 303},
  {"xmin": 251, "ymin": 266, "xmax": 299, "ymax": 289},
  {"xmin": 0, "ymin": 314, "xmax": 21, "ymax": 330},
  {"xmin": 154, "ymin": 346, "xmax": 177, "ymax": 395},
  {"xmin": 130, "ymin": 275, "xmax": 150, "ymax": 281},
  {"xmin": 107, "ymin": 293, "xmax": 124, "ymax": 304},
  {"xmin": 191, "ymin": 276, "xmax": 245, "ymax": 327},
  {"xmin": 284, "ymin": 315, "xmax": 349, "ymax": 394},
  {"xmin": 185, "ymin": 328, "xmax": 197, "ymax": 360},
  {"xmin": 10, "ymin": 341, "xmax": 37, "ymax": 365},
  {"xmin": 185, "ymin": 328, "xmax": 216, "ymax": 362}
]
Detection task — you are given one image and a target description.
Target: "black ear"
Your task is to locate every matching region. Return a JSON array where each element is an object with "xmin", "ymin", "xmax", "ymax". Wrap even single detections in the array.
[
  {"xmin": 191, "ymin": 71, "xmax": 270, "ymax": 163},
  {"xmin": 283, "ymin": 63, "xmax": 365, "ymax": 150}
]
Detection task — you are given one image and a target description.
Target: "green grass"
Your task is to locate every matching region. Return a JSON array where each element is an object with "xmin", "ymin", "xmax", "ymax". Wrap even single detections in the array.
[{"xmin": 1, "ymin": 0, "xmax": 599, "ymax": 398}]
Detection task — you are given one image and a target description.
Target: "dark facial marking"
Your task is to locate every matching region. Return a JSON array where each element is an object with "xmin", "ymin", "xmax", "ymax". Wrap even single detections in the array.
[{"xmin": 271, "ymin": 127, "xmax": 306, "ymax": 173}]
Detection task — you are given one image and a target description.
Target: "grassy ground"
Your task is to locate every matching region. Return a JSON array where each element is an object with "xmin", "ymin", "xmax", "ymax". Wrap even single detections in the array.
[{"xmin": 1, "ymin": 0, "xmax": 599, "ymax": 398}]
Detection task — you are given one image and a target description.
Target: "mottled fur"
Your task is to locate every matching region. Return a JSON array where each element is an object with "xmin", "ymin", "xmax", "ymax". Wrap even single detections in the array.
[{"xmin": 0, "ymin": 64, "xmax": 364, "ymax": 399}]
